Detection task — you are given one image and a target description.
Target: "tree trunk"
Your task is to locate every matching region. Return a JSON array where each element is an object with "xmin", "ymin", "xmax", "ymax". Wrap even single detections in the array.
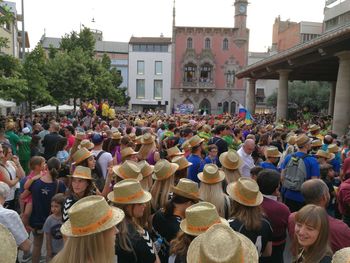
[
  {"xmin": 56, "ymin": 105, "xmax": 59, "ymax": 118},
  {"xmin": 28, "ymin": 100, "xmax": 32, "ymax": 119},
  {"xmin": 73, "ymin": 97, "xmax": 77, "ymax": 112}
]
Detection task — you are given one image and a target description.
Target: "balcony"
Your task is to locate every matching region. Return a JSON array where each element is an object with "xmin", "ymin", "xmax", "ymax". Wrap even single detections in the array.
[{"xmin": 180, "ymin": 79, "xmax": 215, "ymax": 94}]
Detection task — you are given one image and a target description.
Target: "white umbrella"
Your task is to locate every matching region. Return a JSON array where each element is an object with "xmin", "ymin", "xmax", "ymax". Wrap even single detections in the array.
[
  {"xmin": 33, "ymin": 105, "xmax": 74, "ymax": 113},
  {"xmin": 0, "ymin": 99, "xmax": 16, "ymax": 108}
]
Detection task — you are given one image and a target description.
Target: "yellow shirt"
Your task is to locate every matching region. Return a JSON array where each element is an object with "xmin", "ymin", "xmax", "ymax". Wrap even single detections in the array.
[{"xmin": 102, "ymin": 103, "xmax": 109, "ymax": 117}]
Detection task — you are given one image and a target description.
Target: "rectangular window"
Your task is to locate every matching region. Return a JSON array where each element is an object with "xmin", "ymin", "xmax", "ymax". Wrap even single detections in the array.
[
  {"xmin": 155, "ymin": 61, "xmax": 162, "ymax": 75},
  {"xmin": 137, "ymin": 60, "xmax": 144, "ymax": 75},
  {"xmin": 154, "ymin": 80, "xmax": 163, "ymax": 100},
  {"xmin": 136, "ymin": 79, "xmax": 145, "ymax": 99}
]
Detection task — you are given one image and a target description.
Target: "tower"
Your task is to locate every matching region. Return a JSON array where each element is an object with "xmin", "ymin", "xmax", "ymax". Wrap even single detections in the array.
[{"xmin": 234, "ymin": 0, "xmax": 248, "ymax": 29}]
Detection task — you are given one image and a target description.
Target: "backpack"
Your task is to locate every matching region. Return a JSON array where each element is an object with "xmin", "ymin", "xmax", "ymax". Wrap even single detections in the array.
[
  {"xmin": 282, "ymin": 154, "xmax": 308, "ymax": 191},
  {"xmin": 94, "ymin": 151, "xmax": 106, "ymax": 192}
]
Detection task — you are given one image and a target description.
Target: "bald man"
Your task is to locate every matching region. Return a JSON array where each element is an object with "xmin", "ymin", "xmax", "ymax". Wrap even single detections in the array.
[{"xmin": 237, "ymin": 139, "xmax": 256, "ymax": 177}]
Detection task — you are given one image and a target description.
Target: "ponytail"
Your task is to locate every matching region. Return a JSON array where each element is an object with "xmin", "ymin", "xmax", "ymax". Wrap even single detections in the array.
[{"xmin": 47, "ymin": 157, "xmax": 61, "ymax": 181}]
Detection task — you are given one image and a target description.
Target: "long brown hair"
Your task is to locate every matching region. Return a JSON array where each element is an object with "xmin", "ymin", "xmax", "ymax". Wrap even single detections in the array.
[
  {"xmin": 150, "ymin": 174, "xmax": 174, "ymax": 211},
  {"xmin": 169, "ymin": 231, "xmax": 194, "ymax": 258},
  {"xmin": 292, "ymin": 204, "xmax": 332, "ymax": 263},
  {"xmin": 230, "ymin": 200, "xmax": 262, "ymax": 231}
]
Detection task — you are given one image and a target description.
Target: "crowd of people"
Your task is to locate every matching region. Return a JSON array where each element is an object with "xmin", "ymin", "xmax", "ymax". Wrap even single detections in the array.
[{"xmin": 1, "ymin": 105, "xmax": 350, "ymax": 263}]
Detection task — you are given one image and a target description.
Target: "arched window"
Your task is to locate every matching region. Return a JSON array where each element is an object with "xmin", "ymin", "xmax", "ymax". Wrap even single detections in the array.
[
  {"xmin": 223, "ymin": 38, "xmax": 229, "ymax": 50},
  {"xmin": 184, "ymin": 63, "xmax": 197, "ymax": 82},
  {"xmin": 223, "ymin": 102, "xmax": 229, "ymax": 113},
  {"xmin": 205, "ymin": 38, "xmax": 211, "ymax": 49},
  {"xmin": 187, "ymin": 38, "xmax": 193, "ymax": 49},
  {"xmin": 230, "ymin": 102, "xmax": 236, "ymax": 114},
  {"xmin": 199, "ymin": 63, "xmax": 213, "ymax": 83},
  {"xmin": 226, "ymin": 70, "xmax": 235, "ymax": 87}
]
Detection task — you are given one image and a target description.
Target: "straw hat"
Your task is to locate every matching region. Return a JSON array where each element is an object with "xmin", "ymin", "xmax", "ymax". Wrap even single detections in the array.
[
  {"xmin": 141, "ymin": 133, "xmax": 155, "ymax": 145},
  {"xmin": 332, "ymin": 247, "xmax": 350, "ymax": 263},
  {"xmin": 316, "ymin": 150, "xmax": 335, "ymax": 160},
  {"xmin": 72, "ymin": 147, "xmax": 93, "ymax": 165},
  {"xmin": 265, "ymin": 124, "xmax": 274, "ymax": 132},
  {"xmin": 309, "ymin": 124, "xmax": 321, "ymax": 132},
  {"xmin": 69, "ymin": 166, "xmax": 93, "ymax": 180},
  {"xmin": 227, "ymin": 177, "xmax": 263, "ymax": 207},
  {"xmin": 328, "ymin": 144, "xmax": 340, "ymax": 153},
  {"xmin": 265, "ymin": 146, "xmax": 282, "ymax": 158},
  {"xmin": 180, "ymin": 202, "xmax": 228, "ymax": 236},
  {"xmin": 219, "ymin": 151, "xmax": 242, "ymax": 170},
  {"xmin": 171, "ymin": 178, "xmax": 200, "ymax": 201},
  {"xmin": 78, "ymin": 139, "xmax": 94, "ymax": 150},
  {"xmin": 121, "ymin": 147, "xmax": 138, "ymax": 161},
  {"xmin": 198, "ymin": 164, "xmax": 225, "ymax": 184},
  {"xmin": 75, "ymin": 132, "xmax": 86, "ymax": 141},
  {"xmin": 172, "ymin": 155, "xmax": 192, "ymax": 170},
  {"xmin": 153, "ymin": 159, "xmax": 179, "ymax": 181},
  {"xmin": 296, "ymin": 134, "xmax": 312, "ymax": 148},
  {"xmin": 0, "ymin": 223, "xmax": 17, "ymax": 263},
  {"xmin": 61, "ymin": 195, "xmax": 124, "ymax": 237},
  {"xmin": 182, "ymin": 140, "xmax": 192, "ymax": 151},
  {"xmin": 311, "ymin": 139, "xmax": 322, "ymax": 148},
  {"xmin": 287, "ymin": 135, "xmax": 297, "ymax": 146},
  {"xmin": 112, "ymin": 132, "xmax": 122, "ymax": 140},
  {"xmin": 5, "ymin": 121, "xmax": 15, "ymax": 130},
  {"xmin": 128, "ymin": 133, "xmax": 136, "ymax": 141},
  {"xmin": 188, "ymin": 135, "xmax": 204, "ymax": 148},
  {"xmin": 187, "ymin": 224, "xmax": 258, "ymax": 263},
  {"xmin": 167, "ymin": 146, "xmax": 184, "ymax": 159},
  {"xmin": 112, "ymin": 160, "xmax": 143, "ymax": 181},
  {"xmin": 138, "ymin": 160, "xmax": 154, "ymax": 178},
  {"xmin": 107, "ymin": 179, "xmax": 152, "ymax": 204},
  {"xmin": 274, "ymin": 124, "xmax": 284, "ymax": 131}
]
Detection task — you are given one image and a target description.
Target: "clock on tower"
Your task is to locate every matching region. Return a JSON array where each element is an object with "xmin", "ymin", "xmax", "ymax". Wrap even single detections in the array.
[{"xmin": 234, "ymin": 0, "xmax": 248, "ymax": 29}]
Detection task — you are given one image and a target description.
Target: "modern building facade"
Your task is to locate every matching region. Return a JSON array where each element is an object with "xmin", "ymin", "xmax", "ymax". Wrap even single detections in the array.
[
  {"xmin": 171, "ymin": 0, "xmax": 249, "ymax": 114},
  {"xmin": 128, "ymin": 37, "xmax": 172, "ymax": 113},
  {"xmin": 324, "ymin": 0, "xmax": 350, "ymax": 31}
]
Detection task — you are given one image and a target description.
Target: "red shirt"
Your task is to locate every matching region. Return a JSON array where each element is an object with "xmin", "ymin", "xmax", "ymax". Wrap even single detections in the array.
[
  {"xmin": 343, "ymin": 157, "xmax": 350, "ymax": 176},
  {"xmin": 337, "ymin": 178, "xmax": 350, "ymax": 216},
  {"xmin": 66, "ymin": 135, "xmax": 75, "ymax": 151}
]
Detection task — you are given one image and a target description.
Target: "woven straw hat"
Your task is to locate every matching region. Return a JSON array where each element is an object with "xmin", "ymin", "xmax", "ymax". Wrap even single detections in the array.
[
  {"xmin": 187, "ymin": 224, "xmax": 258, "ymax": 263},
  {"xmin": 198, "ymin": 164, "xmax": 225, "ymax": 184},
  {"xmin": 138, "ymin": 160, "xmax": 154, "ymax": 178},
  {"xmin": 328, "ymin": 144, "xmax": 340, "ymax": 153},
  {"xmin": 171, "ymin": 178, "xmax": 200, "ymax": 201},
  {"xmin": 182, "ymin": 140, "xmax": 192, "ymax": 151},
  {"xmin": 296, "ymin": 134, "xmax": 312, "ymax": 148},
  {"xmin": 167, "ymin": 146, "xmax": 184, "ymax": 159},
  {"xmin": 61, "ymin": 196, "xmax": 124, "ymax": 237},
  {"xmin": 128, "ymin": 133, "xmax": 136, "ymax": 141},
  {"xmin": 180, "ymin": 202, "xmax": 228, "ymax": 236},
  {"xmin": 265, "ymin": 124, "xmax": 274, "ymax": 132},
  {"xmin": 332, "ymin": 247, "xmax": 350, "ymax": 263},
  {"xmin": 75, "ymin": 132, "xmax": 86, "ymax": 141},
  {"xmin": 112, "ymin": 160, "xmax": 143, "ymax": 181},
  {"xmin": 227, "ymin": 177, "xmax": 263, "ymax": 207},
  {"xmin": 287, "ymin": 135, "xmax": 297, "ymax": 146},
  {"xmin": 141, "ymin": 133, "xmax": 155, "ymax": 145},
  {"xmin": 311, "ymin": 139, "xmax": 322, "ymax": 148},
  {"xmin": 107, "ymin": 179, "xmax": 152, "ymax": 204},
  {"xmin": 135, "ymin": 135, "xmax": 143, "ymax": 145},
  {"xmin": 172, "ymin": 155, "xmax": 192, "ymax": 170},
  {"xmin": 78, "ymin": 139, "xmax": 94, "ymax": 150},
  {"xmin": 0, "ymin": 223, "xmax": 17, "ymax": 263},
  {"xmin": 219, "ymin": 151, "xmax": 242, "ymax": 170},
  {"xmin": 275, "ymin": 124, "xmax": 284, "ymax": 131},
  {"xmin": 188, "ymin": 135, "xmax": 204, "ymax": 148},
  {"xmin": 265, "ymin": 146, "xmax": 282, "ymax": 158},
  {"xmin": 72, "ymin": 148, "xmax": 93, "ymax": 165},
  {"xmin": 121, "ymin": 147, "xmax": 138, "ymax": 161},
  {"xmin": 316, "ymin": 150, "xmax": 335, "ymax": 160},
  {"xmin": 153, "ymin": 159, "xmax": 179, "ymax": 181},
  {"xmin": 309, "ymin": 124, "xmax": 321, "ymax": 132},
  {"xmin": 112, "ymin": 132, "xmax": 122, "ymax": 140},
  {"xmin": 69, "ymin": 166, "xmax": 93, "ymax": 180}
]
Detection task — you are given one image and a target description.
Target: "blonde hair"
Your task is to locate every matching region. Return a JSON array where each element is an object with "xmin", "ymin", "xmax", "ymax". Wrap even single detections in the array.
[
  {"xmin": 140, "ymin": 175, "xmax": 153, "ymax": 192},
  {"xmin": 199, "ymin": 182, "xmax": 226, "ymax": 218},
  {"xmin": 222, "ymin": 167, "xmax": 241, "ymax": 184},
  {"xmin": 51, "ymin": 227, "xmax": 115, "ymax": 263},
  {"xmin": 150, "ymin": 174, "xmax": 174, "ymax": 211},
  {"xmin": 138, "ymin": 142, "xmax": 156, "ymax": 160}
]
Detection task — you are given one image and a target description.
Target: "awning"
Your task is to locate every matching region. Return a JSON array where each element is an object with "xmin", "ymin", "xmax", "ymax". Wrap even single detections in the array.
[
  {"xmin": 0, "ymin": 99, "xmax": 16, "ymax": 108},
  {"xmin": 33, "ymin": 104, "xmax": 74, "ymax": 113}
]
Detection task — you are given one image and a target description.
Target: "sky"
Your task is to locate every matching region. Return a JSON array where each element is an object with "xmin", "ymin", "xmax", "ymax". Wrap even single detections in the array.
[{"xmin": 11, "ymin": 0, "xmax": 326, "ymax": 52}]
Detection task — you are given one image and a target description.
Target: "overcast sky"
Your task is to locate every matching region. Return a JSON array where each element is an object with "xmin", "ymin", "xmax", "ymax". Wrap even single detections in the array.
[{"xmin": 12, "ymin": 0, "xmax": 326, "ymax": 52}]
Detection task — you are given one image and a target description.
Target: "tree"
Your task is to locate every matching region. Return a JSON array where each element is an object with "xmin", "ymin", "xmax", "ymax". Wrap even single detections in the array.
[
  {"xmin": 60, "ymin": 27, "xmax": 95, "ymax": 57},
  {"xmin": 0, "ymin": 3, "xmax": 13, "ymax": 50}
]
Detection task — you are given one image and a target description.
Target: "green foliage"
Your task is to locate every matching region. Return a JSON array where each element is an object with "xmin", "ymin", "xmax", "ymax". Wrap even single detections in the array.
[
  {"xmin": 0, "ymin": 3, "xmax": 13, "ymax": 49},
  {"xmin": 60, "ymin": 27, "xmax": 96, "ymax": 57},
  {"xmin": 101, "ymin": 54, "xmax": 111, "ymax": 70}
]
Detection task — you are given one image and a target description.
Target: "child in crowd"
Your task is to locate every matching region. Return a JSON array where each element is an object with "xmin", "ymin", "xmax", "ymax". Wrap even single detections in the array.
[
  {"xmin": 43, "ymin": 193, "xmax": 65, "ymax": 262},
  {"xmin": 320, "ymin": 163, "xmax": 336, "ymax": 217},
  {"xmin": 56, "ymin": 137, "xmax": 69, "ymax": 164}
]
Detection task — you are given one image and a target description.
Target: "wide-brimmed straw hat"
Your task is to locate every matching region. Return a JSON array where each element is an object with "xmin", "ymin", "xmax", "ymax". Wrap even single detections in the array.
[
  {"xmin": 135, "ymin": 135, "xmax": 143, "ymax": 145},
  {"xmin": 198, "ymin": 164, "xmax": 225, "ymax": 184},
  {"xmin": 172, "ymin": 155, "xmax": 192, "ymax": 170},
  {"xmin": 141, "ymin": 133, "xmax": 155, "ymax": 145},
  {"xmin": 72, "ymin": 148, "xmax": 93, "ymax": 165},
  {"xmin": 328, "ymin": 144, "xmax": 340, "ymax": 153},
  {"xmin": 219, "ymin": 151, "xmax": 242, "ymax": 170},
  {"xmin": 171, "ymin": 178, "xmax": 200, "ymax": 201},
  {"xmin": 187, "ymin": 224, "xmax": 258, "ymax": 263},
  {"xmin": 128, "ymin": 133, "xmax": 136, "ymax": 141},
  {"xmin": 69, "ymin": 166, "xmax": 93, "ymax": 180},
  {"xmin": 121, "ymin": 147, "xmax": 138, "ymax": 161},
  {"xmin": 153, "ymin": 159, "xmax": 179, "ymax": 181},
  {"xmin": 309, "ymin": 124, "xmax": 321, "ymax": 132},
  {"xmin": 332, "ymin": 247, "xmax": 350, "ymax": 263},
  {"xmin": 316, "ymin": 150, "xmax": 335, "ymax": 160},
  {"xmin": 167, "ymin": 146, "xmax": 184, "ymax": 159},
  {"xmin": 265, "ymin": 146, "xmax": 282, "ymax": 158},
  {"xmin": 296, "ymin": 134, "xmax": 312, "ymax": 148},
  {"xmin": 265, "ymin": 124, "xmax": 274, "ymax": 132},
  {"xmin": 0, "ymin": 223, "xmax": 17, "ymax": 263},
  {"xmin": 78, "ymin": 139, "xmax": 94, "ymax": 150},
  {"xmin": 188, "ymin": 135, "xmax": 204, "ymax": 148},
  {"xmin": 274, "ymin": 124, "xmax": 284, "ymax": 131},
  {"xmin": 112, "ymin": 132, "xmax": 122, "ymax": 140},
  {"xmin": 107, "ymin": 179, "xmax": 152, "ymax": 204},
  {"xmin": 112, "ymin": 160, "xmax": 143, "ymax": 181},
  {"xmin": 61, "ymin": 196, "xmax": 124, "ymax": 237},
  {"xmin": 75, "ymin": 132, "xmax": 86, "ymax": 141},
  {"xmin": 227, "ymin": 177, "xmax": 263, "ymax": 207},
  {"xmin": 311, "ymin": 139, "xmax": 322, "ymax": 148},
  {"xmin": 287, "ymin": 135, "xmax": 297, "ymax": 146},
  {"xmin": 180, "ymin": 202, "xmax": 228, "ymax": 236},
  {"xmin": 182, "ymin": 140, "xmax": 192, "ymax": 151},
  {"xmin": 138, "ymin": 160, "xmax": 154, "ymax": 178}
]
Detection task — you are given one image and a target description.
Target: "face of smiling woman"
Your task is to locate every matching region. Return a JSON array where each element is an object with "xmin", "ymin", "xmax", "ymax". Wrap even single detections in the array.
[{"xmin": 295, "ymin": 222, "xmax": 320, "ymax": 249}]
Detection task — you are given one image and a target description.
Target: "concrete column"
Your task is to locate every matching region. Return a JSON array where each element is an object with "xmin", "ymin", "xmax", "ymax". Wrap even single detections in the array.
[
  {"xmin": 328, "ymin": 81, "xmax": 336, "ymax": 116},
  {"xmin": 246, "ymin": 78, "xmax": 256, "ymax": 114},
  {"xmin": 276, "ymin": 70, "xmax": 291, "ymax": 121},
  {"xmin": 333, "ymin": 51, "xmax": 350, "ymax": 136}
]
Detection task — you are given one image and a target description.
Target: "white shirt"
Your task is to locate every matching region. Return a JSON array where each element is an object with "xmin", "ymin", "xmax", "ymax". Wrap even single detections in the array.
[
  {"xmin": 237, "ymin": 147, "xmax": 255, "ymax": 178},
  {"xmin": 0, "ymin": 205, "xmax": 28, "ymax": 246},
  {"xmin": 0, "ymin": 161, "xmax": 17, "ymax": 201},
  {"xmin": 91, "ymin": 150, "xmax": 113, "ymax": 179}
]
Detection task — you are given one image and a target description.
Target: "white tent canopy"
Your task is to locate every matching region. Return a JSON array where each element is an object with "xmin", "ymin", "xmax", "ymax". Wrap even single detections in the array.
[
  {"xmin": 0, "ymin": 99, "xmax": 16, "ymax": 108},
  {"xmin": 33, "ymin": 104, "xmax": 74, "ymax": 113}
]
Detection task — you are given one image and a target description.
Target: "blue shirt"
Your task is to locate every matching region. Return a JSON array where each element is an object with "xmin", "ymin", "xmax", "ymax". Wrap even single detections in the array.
[
  {"xmin": 187, "ymin": 154, "xmax": 204, "ymax": 184},
  {"xmin": 281, "ymin": 152, "xmax": 320, "ymax": 203},
  {"xmin": 204, "ymin": 156, "xmax": 219, "ymax": 166},
  {"xmin": 259, "ymin": 162, "xmax": 280, "ymax": 172}
]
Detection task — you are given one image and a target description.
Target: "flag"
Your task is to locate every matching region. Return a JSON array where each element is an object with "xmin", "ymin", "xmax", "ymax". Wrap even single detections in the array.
[
  {"xmin": 245, "ymin": 111, "xmax": 253, "ymax": 124},
  {"xmin": 238, "ymin": 104, "xmax": 247, "ymax": 119}
]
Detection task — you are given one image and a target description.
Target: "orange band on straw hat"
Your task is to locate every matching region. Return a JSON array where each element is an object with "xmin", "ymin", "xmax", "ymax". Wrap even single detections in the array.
[
  {"xmin": 198, "ymin": 248, "xmax": 245, "ymax": 263},
  {"xmin": 202, "ymin": 176, "xmax": 222, "ymax": 184},
  {"xmin": 75, "ymin": 152, "xmax": 92, "ymax": 164},
  {"xmin": 114, "ymin": 190, "xmax": 144, "ymax": 203},
  {"xmin": 71, "ymin": 209, "xmax": 113, "ymax": 235},
  {"xmin": 234, "ymin": 186, "xmax": 257, "ymax": 205},
  {"xmin": 73, "ymin": 171, "xmax": 90, "ymax": 179},
  {"xmin": 187, "ymin": 219, "xmax": 221, "ymax": 233}
]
